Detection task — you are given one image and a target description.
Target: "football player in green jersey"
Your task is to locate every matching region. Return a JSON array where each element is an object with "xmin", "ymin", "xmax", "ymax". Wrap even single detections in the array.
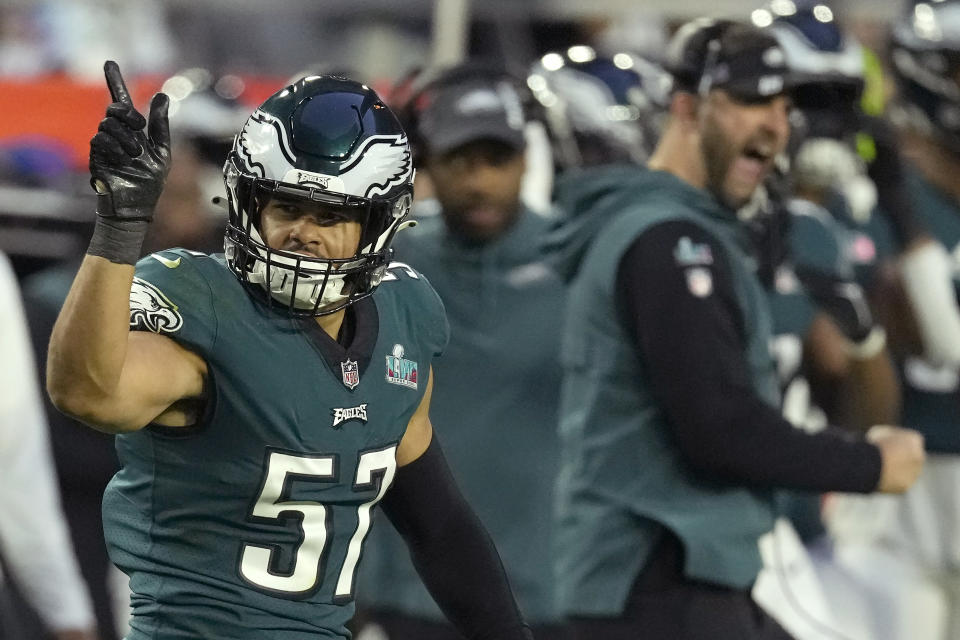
[
  {"xmin": 821, "ymin": 3, "xmax": 960, "ymax": 639},
  {"xmin": 46, "ymin": 61, "xmax": 532, "ymax": 640}
]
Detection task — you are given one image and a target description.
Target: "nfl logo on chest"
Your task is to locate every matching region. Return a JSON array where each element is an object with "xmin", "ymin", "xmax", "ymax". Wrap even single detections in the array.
[
  {"xmin": 341, "ymin": 359, "xmax": 360, "ymax": 390},
  {"xmin": 385, "ymin": 344, "xmax": 418, "ymax": 389}
]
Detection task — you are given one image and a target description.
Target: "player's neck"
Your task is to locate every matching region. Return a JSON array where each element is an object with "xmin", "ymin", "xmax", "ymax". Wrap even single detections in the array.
[
  {"xmin": 648, "ymin": 123, "xmax": 706, "ymax": 191},
  {"xmin": 314, "ymin": 308, "xmax": 347, "ymax": 342}
]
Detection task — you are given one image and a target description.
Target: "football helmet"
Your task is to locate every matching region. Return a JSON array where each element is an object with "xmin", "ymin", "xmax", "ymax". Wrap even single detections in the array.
[
  {"xmin": 223, "ymin": 75, "xmax": 414, "ymax": 316},
  {"xmin": 762, "ymin": 2, "xmax": 877, "ymax": 222},
  {"xmin": 765, "ymin": 1, "xmax": 865, "ymax": 128},
  {"xmin": 889, "ymin": 0, "xmax": 960, "ymax": 153},
  {"xmin": 527, "ymin": 46, "xmax": 669, "ymax": 171}
]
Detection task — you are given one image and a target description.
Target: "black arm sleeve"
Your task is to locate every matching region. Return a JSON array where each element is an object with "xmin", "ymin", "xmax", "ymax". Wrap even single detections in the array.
[
  {"xmin": 616, "ymin": 220, "xmax": 881, "ymax": 493},
  {"xmin": 379, "ymin": 436, "xmax": 533, "ymax": 640}
]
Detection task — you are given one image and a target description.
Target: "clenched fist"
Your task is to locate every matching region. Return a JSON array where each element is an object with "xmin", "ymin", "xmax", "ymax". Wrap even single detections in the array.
[{"xmin": 868, "ymin": 425, "xmax": 925, "ymax": 493}]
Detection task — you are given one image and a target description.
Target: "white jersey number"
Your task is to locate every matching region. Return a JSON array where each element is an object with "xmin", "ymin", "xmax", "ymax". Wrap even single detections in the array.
[{"xmin": 239, "ymin": 445, "xmax": 397, "ymax": 597}]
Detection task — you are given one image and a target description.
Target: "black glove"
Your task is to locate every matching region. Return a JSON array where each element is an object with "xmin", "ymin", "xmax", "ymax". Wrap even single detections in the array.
[
  {"xmin": 860, "ymin": 115, "xmax": 925, "ymax": 247},
  {"xmin": 796, "ymin": 266, "xmax": 875, "ymax": 343},
  {"xmin": 87, "ymin": 60, "xmax": 171, "ymax": 264}
]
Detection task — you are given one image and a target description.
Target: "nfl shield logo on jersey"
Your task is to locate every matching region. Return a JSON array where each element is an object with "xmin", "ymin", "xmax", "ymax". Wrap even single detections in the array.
[
  {"xmin": 385, "ymin": 344, "xmax": 418, "ymax": 389},
  {"xmin": 685, "ymin": 267, "xmax": 713, "ymax": 298},
  {"xmin": 341, "ymin": 359, "xmax": 360, "ymax": 390}
]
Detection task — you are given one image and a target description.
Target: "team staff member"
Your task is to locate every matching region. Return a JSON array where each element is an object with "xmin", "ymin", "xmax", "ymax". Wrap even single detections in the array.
[
  {"xmin": 358, "ymin": 65, "xmax": 566, "ymax": 639},
  {"xmin": 46, "ymin": 62, "xmax": 532, "ymax": 640},
  {"xmin": 550, "ymin": 20, "xmax": 925, "ymax": 640}
]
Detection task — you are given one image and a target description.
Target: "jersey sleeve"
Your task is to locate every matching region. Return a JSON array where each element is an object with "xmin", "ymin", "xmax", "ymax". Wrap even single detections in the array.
[
  {"xmin": 384, "ymin": 261, "xmax": 450, "ymax": 358},
  {"xmin": 413, "ymin": 271, "xmax": 450, "ymax": 359},
  {"xmin": 129, "ymin": 249, "xmax": 218, "ymax": 357}
]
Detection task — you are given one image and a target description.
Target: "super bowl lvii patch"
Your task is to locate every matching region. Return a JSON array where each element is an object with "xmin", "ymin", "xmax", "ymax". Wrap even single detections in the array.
[{"xmin": 385, "ymin": 344, "xmax": 418, "ymax": 389}]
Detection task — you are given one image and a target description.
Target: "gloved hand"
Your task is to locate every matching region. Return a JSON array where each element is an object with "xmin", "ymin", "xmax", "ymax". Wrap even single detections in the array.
[
  {"xmin": 86, "ymin": 60, "xmax": 171, "ymax": 264},
  {"xmin": 796, "ymin": 266, "xmax": 875, "ymax": 344}
]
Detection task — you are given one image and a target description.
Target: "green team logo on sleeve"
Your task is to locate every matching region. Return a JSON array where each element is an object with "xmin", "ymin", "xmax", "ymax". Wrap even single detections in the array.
[{"xmin": 129, "ymin": 277, "xmax": 183, "ymax": 334}]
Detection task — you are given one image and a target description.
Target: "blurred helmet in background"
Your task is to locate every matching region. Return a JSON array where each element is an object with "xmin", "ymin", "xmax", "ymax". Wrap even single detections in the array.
[
  {"xmin": 763, "ymin": 0, "xmax": 865, "ymax": 131},
  {"xmin": 889, "ymin": 0, "xmax": 960, "ymax": 153},
  {"xmin": 161, "ymin": 67, "xmax": 250, "ymax": 167},
  {"xmin": 761, "ymin": 1, "xmax": 878, "ymax": 221},
  {"xmin": 526, "ymin": 45, "xmax": 669, "ymax": 172}
]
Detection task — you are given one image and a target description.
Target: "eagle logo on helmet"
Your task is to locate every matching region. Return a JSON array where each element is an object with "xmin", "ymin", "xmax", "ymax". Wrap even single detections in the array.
[
  {"xmin": 235, "ymin": 109, "xmax": 299, "ymax": 180},
  {"xmin": 235, "ymin": 110, "xmax": 412, "ymax": 198},
  {"xmin": 338, "ymin": 134, "xmax": 412, "ymax": 198}
]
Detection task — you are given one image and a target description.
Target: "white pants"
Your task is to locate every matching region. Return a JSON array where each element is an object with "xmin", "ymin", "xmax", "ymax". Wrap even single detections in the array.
[
  {"xmin": 754, "ymin": 517, "xmax": 861, "ymax": 640},
  {"xmin": 824, "ymin": 454, "xmax": 960, "ymax": 640}
]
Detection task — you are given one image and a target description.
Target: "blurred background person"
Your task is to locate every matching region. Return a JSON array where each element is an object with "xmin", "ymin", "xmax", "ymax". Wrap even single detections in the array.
[
  {"xmin": 531, "ymin": 44, "xmax": 670, "ymax": 282},
  {"xmin": 810, "ymin": 1, "xmax": 960, "ymax": 638},
  {"xmin": 743, "ymin": 4, "xmax": 904, "ymax": 638},
  {"xmin": 0, "ymin": 249, "xmax": 96, "ymax": 640},
  {"xmin": 356, "ymin": 62, "xmax": 567, "ymax": 640},
  {"xmin": 16, "ymin": 67, "xmax": 243, "ymax": 640},
  {"xmin": 141, "ymin": 67, "xmax": 243, "ymax": 255},
  {"xmin": 0, "ymin": 2, "xmax": 955, "ymax": 640},
  {"xmin": 548, "ymin": 18, "xmax": 924, "ymax": 640}
]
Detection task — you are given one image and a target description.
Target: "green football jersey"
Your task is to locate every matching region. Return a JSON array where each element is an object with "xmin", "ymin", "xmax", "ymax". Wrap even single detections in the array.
[
  {"xmin": 855, "ymin": 170, "xmax": 960, "ymax": 451},
  {"xmin": 765, "ymin": 264, "xmax": 819, "ymax": 430},
  {"xmin": 778, "ymin": 196, "xmax": 852, "ymax": 432},
  {"xmin": 103, "ymin": 249, "xmax": 448, "ymax": 640},
  {"xmin": 897, "ymin": 171, "xmax": 960, "ymax": 452}
]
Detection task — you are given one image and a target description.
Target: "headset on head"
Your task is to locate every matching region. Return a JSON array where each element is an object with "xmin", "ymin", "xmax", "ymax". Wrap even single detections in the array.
[{"xmin": 664, "ymin": 18, "xmax": 738, "ymax": 96}]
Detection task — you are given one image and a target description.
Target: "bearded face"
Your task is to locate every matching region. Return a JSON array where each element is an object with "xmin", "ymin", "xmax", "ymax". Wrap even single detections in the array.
[{"xmin": 698, "ymin": 90, "xmax": 791, "ymax": 210}]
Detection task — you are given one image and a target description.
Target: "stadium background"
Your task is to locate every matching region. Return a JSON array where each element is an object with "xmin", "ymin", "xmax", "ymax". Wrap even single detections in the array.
[
  {"xmin": 0, "ymin": 1, "xmax": 952, "ymax": 639},
  {"xmin": 0, "ymin": 0, "xmax": 914, "ymax": 270}
]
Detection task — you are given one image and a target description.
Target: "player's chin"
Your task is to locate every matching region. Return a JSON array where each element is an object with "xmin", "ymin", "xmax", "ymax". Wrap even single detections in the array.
[{"xmin": 722, "ymin": 180, "xmax": 763, "ymax": 210}]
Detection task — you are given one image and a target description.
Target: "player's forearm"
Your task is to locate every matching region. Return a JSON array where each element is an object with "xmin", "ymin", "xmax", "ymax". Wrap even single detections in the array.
[
  {"xmin": 898, "ymin": 239, "xmax": 960, "ymax": 366},
  {"xmin": 804, "ymin": 314, "xmax": 900, "ymax": 432},
  {"xmin": 382, "ymin": 437, "xmax": 533, "ymax": 640},
  {"xmin": 47, "ymin": 254, "xmax": 136, "ymax": 418},
  {"xmin": 834, "ymin": 349, "xmax": 901, "ymax": 433}
]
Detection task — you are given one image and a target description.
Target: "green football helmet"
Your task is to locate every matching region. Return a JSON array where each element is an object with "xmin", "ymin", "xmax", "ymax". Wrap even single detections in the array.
[{"xmin": 223, "ymin": 75, "xmax": 415, "ymax": 315}]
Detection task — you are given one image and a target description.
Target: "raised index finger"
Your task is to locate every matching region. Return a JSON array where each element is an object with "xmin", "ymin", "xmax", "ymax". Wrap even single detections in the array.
[{"xmin": 103, "ymin": 60, "xmax": 133, "ymax": 106}]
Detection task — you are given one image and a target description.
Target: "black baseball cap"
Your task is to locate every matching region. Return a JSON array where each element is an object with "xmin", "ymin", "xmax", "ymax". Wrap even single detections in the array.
[
  {"xmin": 666, "ymin": 19, "xmax": 800, "ymax": 102},
  {"xmin": 417, "ymin": 77, "xmax": 527, "ymax": 155}
]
